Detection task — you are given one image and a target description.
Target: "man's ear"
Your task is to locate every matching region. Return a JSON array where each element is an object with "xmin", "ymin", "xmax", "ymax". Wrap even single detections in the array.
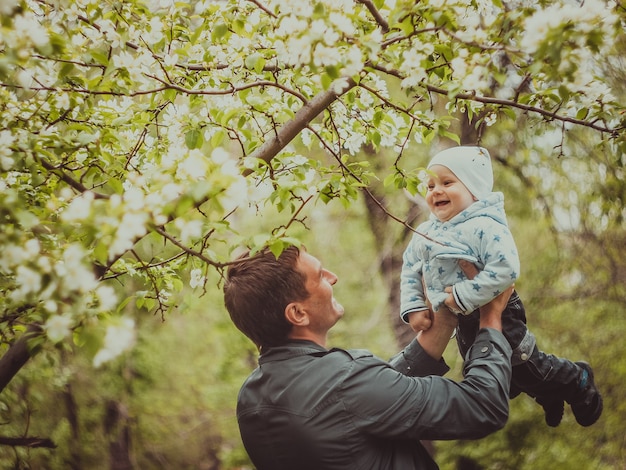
[{"xmin": 285, "ymin": 302, "xmax": 309, "ymax": 327}]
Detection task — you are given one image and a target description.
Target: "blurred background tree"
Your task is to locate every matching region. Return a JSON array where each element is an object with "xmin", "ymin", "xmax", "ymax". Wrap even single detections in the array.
[{"xmin": 0, "ymin": 0, "xmax": 624, "ymax": 468}]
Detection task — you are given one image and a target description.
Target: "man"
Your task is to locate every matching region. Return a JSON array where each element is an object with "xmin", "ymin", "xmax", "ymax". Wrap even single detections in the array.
[{"xmin": 223, "ymin": 245, "xmax": 513, "ymax": 470}]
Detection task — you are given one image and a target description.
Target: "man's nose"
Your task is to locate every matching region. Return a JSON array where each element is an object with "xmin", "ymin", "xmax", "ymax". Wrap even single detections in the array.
[{"xmin": 326, "ymin": 270, "xmax": 338, "ymax": 285}]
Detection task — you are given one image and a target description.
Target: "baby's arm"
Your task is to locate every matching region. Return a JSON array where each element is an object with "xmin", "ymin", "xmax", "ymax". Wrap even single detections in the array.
[
  {"xmin": 452, "ymin": 222, "xmax": 520, "ymax": 312},
  {"xmin": 400, "ymin": 236, "xmax": 430, "ymax": 322}
]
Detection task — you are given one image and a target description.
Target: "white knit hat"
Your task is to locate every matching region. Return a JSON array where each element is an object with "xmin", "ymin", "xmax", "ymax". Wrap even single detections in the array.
[{"xmin": 427, "ymin": 146, "xmax": 493, "ymax": 200}]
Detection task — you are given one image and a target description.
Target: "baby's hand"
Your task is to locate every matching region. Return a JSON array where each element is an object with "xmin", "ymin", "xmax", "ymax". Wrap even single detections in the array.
[{"xmin": 408, "ymin": 309, "xmax": 432, "ymax": 332}]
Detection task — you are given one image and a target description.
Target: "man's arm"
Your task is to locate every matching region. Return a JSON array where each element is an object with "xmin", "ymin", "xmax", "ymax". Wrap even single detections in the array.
[
  {"xmin": 388, "ymin": 306, "xmax": 455, "ymax": 377},
  {"xmin": 353, "ymin": 320, "xmax": 513, "ymax": 441},
  {"xmin": 415, "ymin": 307, "xmax": 457, "ymax": 360}
]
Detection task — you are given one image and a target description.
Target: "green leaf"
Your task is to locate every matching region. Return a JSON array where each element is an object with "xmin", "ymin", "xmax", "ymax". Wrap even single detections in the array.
[
  {"xmin": 232, "ymin": 19, "xmax": 246, "ymax": 35},
  {"xmin": 212, "ymin": 23, "xmax": 229, "ymax": 41},
  {"xmin": 502, "ymin": 107, "xmax": 517, "ymax": 120},
  {"xmin": 321, "ymin": 73, "xmax": 333, "ymax": 90},
  {"xmin": 245, "ymin": 53, "xmax": 266, "ymax": 74},
  {"xmin": 90, "ymin": 50, "xmax": 110, "ymax": 65},
  {"xmin": 245, "ymin": 53, "xmax": 260, "ymax": 71},
  {"xmin": 211, "ymin": 129, "xmax": 226, "ymax": 147},
  {"xmin": 269, "ymin": 240, "xmax": 286, "ymax": 259},
  {"xmin": 93, "ymin": 241, "xmax": 109, "ymax": 265},
  {"xmin": 576, "ymin": 107, "xmax": 589, "ymax": 120},
  {"xmin": 370, "ymin": 131, "xmax": 381, "ymax": 147},
  {"xmin": 439, "ymin": 130, "xmax": 460, "ymax": 144},
  {"xmin": 383, "ymin": 173, "xmax": 396, "ymax": 188},
  {"xmin": 163, "ymin": 88, "xmax": 178, "ymax": 102},
  {"xmin": 59, "ymin": 62, "xmax": 75, "ymax": 78},
  {"xmin": 325, "ymin": 65, "xmax": 340, "ymax": 79},
  {"xmin": 185, "ymin": 129, "xmax": 203, "ymax": 149}
]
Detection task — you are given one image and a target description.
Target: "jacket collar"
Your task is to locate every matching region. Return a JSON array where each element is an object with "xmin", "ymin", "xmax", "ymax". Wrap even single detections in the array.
[{"xmin": 259, "ymin": 340, "xmax": 327, "ymax": 364}]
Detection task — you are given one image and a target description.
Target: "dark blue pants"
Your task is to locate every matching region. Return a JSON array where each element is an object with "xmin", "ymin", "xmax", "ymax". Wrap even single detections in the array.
[{"xmin": 455, "ymin": 291, "xmax": 582, "ymax": 403}]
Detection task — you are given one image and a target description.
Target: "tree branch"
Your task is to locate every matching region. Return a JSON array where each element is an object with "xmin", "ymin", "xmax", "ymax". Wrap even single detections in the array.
[
  {"xmin": 357, "ymin": 0, "xmax": 389, "ymax": 33},
  {"xmin": 366, "ymin": 62, "xmax": 622, "ymax": 136},
  {"xmin": 152, "ymin": 226, "xmax": 228, "ymax": 268},
  {"xmin": 246, "ymin": 0, "xmax": 277, "ymax": 18},
  {"xmin": 0, "ymin": 436, "xmax": 56, "ymax": 448},
  {"xmin": 243, "ymin": 78, "xmax": 357, "ymax": 175},
  {"xmin": 39, "ymin": 158, "xmax": 109, "ymax": 199}
]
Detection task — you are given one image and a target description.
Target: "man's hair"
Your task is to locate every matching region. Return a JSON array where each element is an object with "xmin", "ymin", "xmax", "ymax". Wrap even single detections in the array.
[{"xmin": 223, "ymin": 246, "xmax": 310, "ymax": 350}]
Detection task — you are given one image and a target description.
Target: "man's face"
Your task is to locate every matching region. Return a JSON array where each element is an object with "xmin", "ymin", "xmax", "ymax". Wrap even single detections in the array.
[
  {"xmin": 425, "ymin": 164, "xmax": 476, "ymax": 222},
  {"xmin": 296, "ymin": 251, "xmax": 345, "ymax": 333}
]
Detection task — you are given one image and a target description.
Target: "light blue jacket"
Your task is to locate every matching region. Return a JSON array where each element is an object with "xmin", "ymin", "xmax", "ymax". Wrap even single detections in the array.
[{"xmin": 400, "ymin": 192, "xmax": 519, "ymax": 321}]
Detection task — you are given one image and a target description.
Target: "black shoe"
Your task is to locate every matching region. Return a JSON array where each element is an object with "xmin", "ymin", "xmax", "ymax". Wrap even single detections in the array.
[
  {"xmin": 570, "ymin": 361, "xmax": 603, "ymax": 427},
  {"xmin": 536, "ymin": 396, "xmax": 564, "ymax": 427}
]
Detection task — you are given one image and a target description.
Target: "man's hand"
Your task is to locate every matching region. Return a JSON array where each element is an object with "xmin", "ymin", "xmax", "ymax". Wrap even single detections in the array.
[
  {"xmin": 408, "ymin": 309, "xmax": 432, "ymax": 332},
  {"xmin": 458, "ymin": 259, "xmax": 479, "ymax": 280},
  {"xmin": 442, "ymin": 290, "xmax": 463, "ymax": 314}
]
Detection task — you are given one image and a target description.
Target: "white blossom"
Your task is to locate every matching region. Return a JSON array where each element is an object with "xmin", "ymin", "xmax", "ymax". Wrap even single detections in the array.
[
  {"xmin": 110, "ymin": 212, "xmax": 148, "ymax": 257},
  {"xmin": 0, "ymin": 129, "xmax": 15, "ymax": 151},
  {"xmin": 95, "ymin": 284, "xmax": 118, "ymax": 311},
  {"xmin": 342, "ymin": 46, "xmax": 364, "ymax": 77},
  {"xmin": 141, "ymin": 17, "xmax": 164, "ymax": 43},
  {"xmin": 276, "ymin": 15, "xmax": 308, "ymax": 36},
  {"xmin": 123, "ymin": 186, "xmax": 146, "ymax": 211},
  {"xmin": 313, "ymin": 43, "xmax": 340, "ymax": 68},
  {"xmin": 15, "ymin": 265, "xmax": 42, "ymax": 296},
  {"xmin": 93, "ymin": 318, "xmax": 136, "ymax": 367},
  {"xmin": 13, "ymin": 14, "xmax": 49, "ymax": 47},
  {"xmin": 16, "ymin": 69, "xmax": 34, "ymax": 90},
  {"xmin": 177, "ymin": 149, "xmax": 208, "ymax": 180},
  {"xmin": 175, "ymin": 218, "xmax": 203, "ymax": 243},
  {"xmin": 43, "ymin": 300, "xmax": 57, "ymax": 313},
  {"xmin": 0, "ymin": 0, "xmax": 19, "ymax": 15},
  {"xmin": 0, "ymin": 156, "xmax": 13, "ymax": 171},
  {"xmin": 55, "ymin": 93, "xmax": 71, "ymax": 110},
  {"xmin": 211, "ymin": 147, "xmax": 239, "ymax": 177},
  {"xmin": 189, "ymin": 268, "xmax": 205, "ymax": 289},
  {"xmin": 61, "ymin": 191, "xmax": 95, "ymax": 222},
  {"xmin": 329, "ymin": 12, "xmax": 355, "ymax": 36},
  {"xmin": 57, "ymin": 244, "xmax": 99, "ymax": 294},
  {"xmin": 24, "ymin": 238, "xmax": 40, "ymax": 257},
  {"xmin": 45, "ymin": 315, "xmax": 74, "ymax": 343}
]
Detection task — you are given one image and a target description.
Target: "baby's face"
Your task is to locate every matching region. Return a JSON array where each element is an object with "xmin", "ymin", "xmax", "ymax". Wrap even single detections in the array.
[{"xmin": 425, "ymin": 165, "xmax": 476, "ymax": 222}]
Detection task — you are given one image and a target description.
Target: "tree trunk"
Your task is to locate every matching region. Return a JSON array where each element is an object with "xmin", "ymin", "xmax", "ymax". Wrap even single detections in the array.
[
  {"xmin": 0, "ymin": 324, "xmax": 41, "ymax": 394},
  {"xmin": 104, "ymin": 400, "xmax": 133, "ymax": 470},
  {"xmin": 63, "ymin": 382, "xmax": 83, "ymax": 470},
  {"xmin": 362, "ymin": 191, "xmax": 419, "ymax": 348}
]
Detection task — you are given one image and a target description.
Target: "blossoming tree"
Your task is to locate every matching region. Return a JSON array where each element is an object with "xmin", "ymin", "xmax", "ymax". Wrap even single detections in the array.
[{"xmin": 0, "ymin": 0, "xmax": 624, "ymax": 389}]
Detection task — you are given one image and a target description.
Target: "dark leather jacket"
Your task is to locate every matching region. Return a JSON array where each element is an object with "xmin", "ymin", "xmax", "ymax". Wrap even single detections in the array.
[{"xmin": 237, "ymin": 328, "xmax": 512, "ymax": 469}]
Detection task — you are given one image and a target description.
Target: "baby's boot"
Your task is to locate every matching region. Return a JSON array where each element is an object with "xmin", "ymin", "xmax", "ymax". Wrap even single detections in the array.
[
  {"xmin": 535, "ymin": 395, "xmax": 564, "ymax": 427},
  {"xmin": 568, "ymin": 361, "xmax": 603, "ymax": 427}
]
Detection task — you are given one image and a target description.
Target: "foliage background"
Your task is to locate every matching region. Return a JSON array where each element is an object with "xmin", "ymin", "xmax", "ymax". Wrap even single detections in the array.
[{"xmin": 1, "ymin": 0, "xmax": 625, "ymax": 468}]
